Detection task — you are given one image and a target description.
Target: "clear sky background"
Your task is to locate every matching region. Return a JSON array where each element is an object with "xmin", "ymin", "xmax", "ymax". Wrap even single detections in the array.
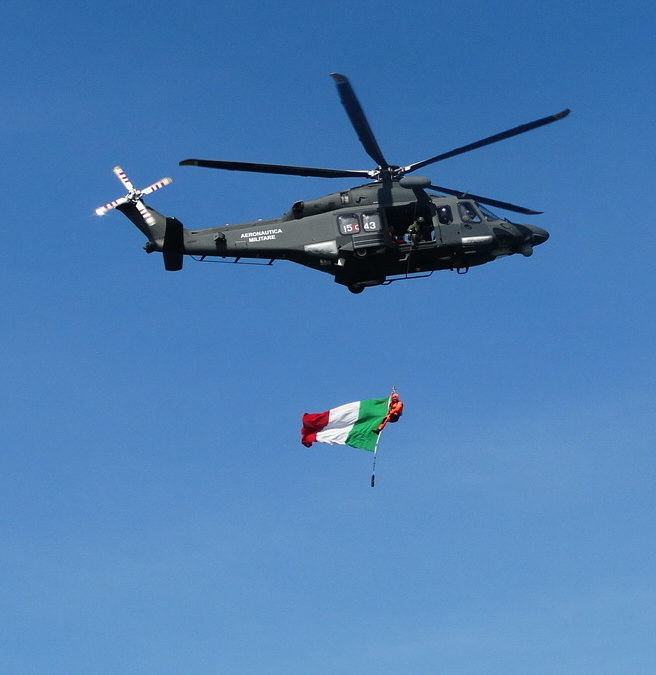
[{"xmin": 2, "ymin": 1, "xmax": 655, "ymax": 673}]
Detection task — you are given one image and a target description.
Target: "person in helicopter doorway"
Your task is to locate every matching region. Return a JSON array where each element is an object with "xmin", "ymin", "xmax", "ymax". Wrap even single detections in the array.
[
  {"xmin": 407, "ymin": 216, "xmax": 432, "ymax": 246},
  {"xmin": 373, "ymin": 393, "xmax": 404, "ymax": 434}
]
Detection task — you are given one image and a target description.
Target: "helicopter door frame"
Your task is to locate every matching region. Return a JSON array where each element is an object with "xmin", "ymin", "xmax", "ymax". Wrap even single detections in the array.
[{"xmin": 436, "ymin": 203, "xmax": 461, "ymax": 247}]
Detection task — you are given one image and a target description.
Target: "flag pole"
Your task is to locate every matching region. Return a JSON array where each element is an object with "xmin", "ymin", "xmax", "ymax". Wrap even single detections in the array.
[
  {"xmin": 371, "ymin": 433, "xmax": 381, "ymax": 487},
  {"xmin": 371, "ymin": 387, "xmax": 396, "ymax": 487}
]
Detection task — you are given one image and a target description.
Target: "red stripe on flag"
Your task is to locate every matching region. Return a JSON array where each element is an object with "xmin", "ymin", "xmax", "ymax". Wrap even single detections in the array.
[{"xmin": 301, "ymin": 410, "xmax": 330, "ymax": 447}]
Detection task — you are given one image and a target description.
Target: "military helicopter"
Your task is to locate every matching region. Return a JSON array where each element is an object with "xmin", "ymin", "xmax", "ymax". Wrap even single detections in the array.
[{"xmin": 96, "ymin": 73, "xmax": 569, "ymax": 293}]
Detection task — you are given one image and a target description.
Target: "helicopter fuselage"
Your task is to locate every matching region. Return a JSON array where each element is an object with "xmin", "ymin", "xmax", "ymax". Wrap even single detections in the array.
[{"xmin": 129, "ymin": 180, "xmax": 549, "ymax": 293}]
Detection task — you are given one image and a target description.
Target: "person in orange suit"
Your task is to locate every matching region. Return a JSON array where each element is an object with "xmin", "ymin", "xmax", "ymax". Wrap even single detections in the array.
[{"xmin": 373, "ymin": 393, "xmax": 404, "ymax": 434}]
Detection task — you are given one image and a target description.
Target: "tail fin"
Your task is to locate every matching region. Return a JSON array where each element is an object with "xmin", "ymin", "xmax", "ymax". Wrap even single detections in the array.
[{"xmin": 117, "ymin": 202, "xmax": 185, "ymax": 271}]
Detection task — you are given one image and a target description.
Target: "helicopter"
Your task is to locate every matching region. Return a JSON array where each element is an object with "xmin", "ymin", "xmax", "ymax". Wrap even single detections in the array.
[{"xmin": 96, "ymin": 73, "xmax": 569, "ymax": 293}]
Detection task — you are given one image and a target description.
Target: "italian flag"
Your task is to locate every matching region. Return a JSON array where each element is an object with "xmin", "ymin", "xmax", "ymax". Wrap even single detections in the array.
[{"xmin": 301, "ymin": 398, "xmax": 390, "ymax": 452}]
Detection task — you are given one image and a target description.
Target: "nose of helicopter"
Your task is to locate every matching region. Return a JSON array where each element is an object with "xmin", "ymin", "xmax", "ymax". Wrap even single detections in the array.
[
  {"xmin": 516, "ymin": 224, "xmax": 549, "ymax": 257},
  {"xmin": 527, "ymin": 225, "xmax": 549, "ymax": 246}
]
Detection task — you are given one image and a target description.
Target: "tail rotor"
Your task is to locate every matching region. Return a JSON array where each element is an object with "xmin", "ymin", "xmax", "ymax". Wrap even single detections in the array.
[{"xmin": 95, "ymin": 165, "xmax": 172, "ymax": 226}]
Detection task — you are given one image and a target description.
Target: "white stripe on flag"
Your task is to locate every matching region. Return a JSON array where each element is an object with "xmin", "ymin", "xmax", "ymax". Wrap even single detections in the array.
[{"xmin": 315, "ymin": 401, "xmax": 360, "ymax": 445}]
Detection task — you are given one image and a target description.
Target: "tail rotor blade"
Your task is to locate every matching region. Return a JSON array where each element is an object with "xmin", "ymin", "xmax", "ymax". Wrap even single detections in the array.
[
  {"xmin": 135, "ymin": 200, "xmax": 156, "ymax": 226},
  {"xmin": 142, "ymin": 177, "xmax": 173, "ymax": 195},
  {"xmin": 113, "ymin": 165, "xmax": 135, "ymax": 191},
  {"xmin": 95, "ymin": 196, "xmax": 128, "ymax": 216}
]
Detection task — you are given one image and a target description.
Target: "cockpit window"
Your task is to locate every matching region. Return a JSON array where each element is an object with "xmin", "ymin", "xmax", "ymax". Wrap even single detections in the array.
[
  {"xmin": 458, "ymin": 202, "xmax": 481, "ymax": 223},
  {"xmin": 477, "ymin": 204, "xmax": 503, "ymax": 221}
]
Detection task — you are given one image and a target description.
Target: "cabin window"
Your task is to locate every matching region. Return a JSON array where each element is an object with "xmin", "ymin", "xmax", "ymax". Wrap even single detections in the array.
[
  {"xmin": 458, "ymin": 201, "xmax": 481, "ymax": 223},
  {"xmin": 437, "ymin": 205, "xmax": 453, "ymax": 224},
  {"xmin": 337, "ymin": 214, "xmax": 361, "ymax": 235},
  {"xmin": 361, "ymin": 212, "xmax": 382, "ymax": 232}
]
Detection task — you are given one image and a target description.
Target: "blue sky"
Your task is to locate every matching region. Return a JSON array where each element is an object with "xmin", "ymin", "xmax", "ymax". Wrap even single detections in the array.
[{"xmin": 2, "ymin": 1, "xmax": 655, "ymax": 673}]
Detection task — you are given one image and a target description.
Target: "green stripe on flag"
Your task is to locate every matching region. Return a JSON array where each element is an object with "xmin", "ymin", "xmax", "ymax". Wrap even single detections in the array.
[{"xmin": 345, "ymin": 398, "xmax": 389, "ymax": 452}]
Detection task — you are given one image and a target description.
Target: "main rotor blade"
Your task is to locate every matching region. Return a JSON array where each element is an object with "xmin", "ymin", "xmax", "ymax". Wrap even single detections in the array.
[
  {"xmin": 428, "ymin": 184, "xmax": 542, "ymax": 215},
  {"xmin": 180, "ymin": 158, "xmax": 371, "ymax": 179},
  {"xmin": 404, "ymin": 109, "xmax": 571, "ymax": 174},
  {"xmin": 330, "ymin": 73, "xmax": 389, "ymax": 170}
]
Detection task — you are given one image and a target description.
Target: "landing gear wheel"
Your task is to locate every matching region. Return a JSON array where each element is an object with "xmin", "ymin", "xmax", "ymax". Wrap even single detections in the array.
[{"xmin": 348, "ymin": 283, "xmax": 364, "ymax": 294}]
